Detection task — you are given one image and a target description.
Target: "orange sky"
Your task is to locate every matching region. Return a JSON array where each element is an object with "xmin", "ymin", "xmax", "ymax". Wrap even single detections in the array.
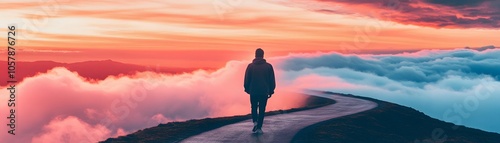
[{"xmin": 1, "ymin": 0, "xmax": 499, "ymax": 68}]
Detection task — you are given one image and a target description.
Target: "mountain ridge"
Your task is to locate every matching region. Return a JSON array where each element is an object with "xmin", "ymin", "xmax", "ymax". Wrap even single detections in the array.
[{"xmin": 0, "ymin": 60, "xmax": 210, "ymax": 86}]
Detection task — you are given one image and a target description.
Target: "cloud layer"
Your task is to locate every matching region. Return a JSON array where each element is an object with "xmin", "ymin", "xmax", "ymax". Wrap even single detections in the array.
[
  {"xmin": 1, "ymin": 47, "xmax": 500, "ymax": 142},
  {"xmin": 279, "ymin": 47, "xmax": 500, "ymax": 133}
]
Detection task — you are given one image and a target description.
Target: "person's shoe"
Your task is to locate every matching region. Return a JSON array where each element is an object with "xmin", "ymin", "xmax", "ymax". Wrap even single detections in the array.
[
  {"xmin": 256, "ymin": 128, "xmax": 263, "ymax": 134},
  {"xmin": 252, "ymin": 122, "xmax": 258, "ymax": 132}
]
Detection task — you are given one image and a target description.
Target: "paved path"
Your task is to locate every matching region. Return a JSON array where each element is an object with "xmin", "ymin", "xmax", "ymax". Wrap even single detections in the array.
[{"xmin": 181, "ymin": 92, "xmax": 377, "ymax": 143}]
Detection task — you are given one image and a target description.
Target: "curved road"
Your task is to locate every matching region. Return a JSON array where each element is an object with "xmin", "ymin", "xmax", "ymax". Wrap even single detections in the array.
[{"xmin": 181, "ymin": 93, "xmax": 377, "ymax": 143}]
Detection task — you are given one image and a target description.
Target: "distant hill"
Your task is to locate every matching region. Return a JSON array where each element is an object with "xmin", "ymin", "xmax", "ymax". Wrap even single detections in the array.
[
  {"xmin": 465, "ymin": 45, "xmax": 497, "ymax": 51},
  {"xmin": 0, "ymin": 60, "xmax": 207, "ymax": 86}
]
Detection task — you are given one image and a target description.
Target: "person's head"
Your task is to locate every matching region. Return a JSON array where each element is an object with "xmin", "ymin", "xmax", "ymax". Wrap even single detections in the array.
[{"xmin": 255, "ymin": 48, "xmax": 264, "ymax": 58}]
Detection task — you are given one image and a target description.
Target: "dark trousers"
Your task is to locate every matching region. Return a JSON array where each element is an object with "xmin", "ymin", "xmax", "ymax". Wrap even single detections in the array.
[{"xmin": 250, "ymin": 94, "xmax": 268, "ymax": 129}]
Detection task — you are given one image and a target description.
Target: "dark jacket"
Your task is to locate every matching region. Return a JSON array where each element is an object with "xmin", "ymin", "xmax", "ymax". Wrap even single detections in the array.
[{"xmin": 244, "ymin": 57, "xmax": 276, "ymax": 95}]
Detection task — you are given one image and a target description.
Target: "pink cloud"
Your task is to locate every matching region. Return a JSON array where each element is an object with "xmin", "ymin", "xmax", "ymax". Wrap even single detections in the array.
[
  {"xmin": 0, "ymin": 60, "xmax": 307, "ymax": 143},
  {"xmin": 31, "ymin": 116, "xmax": 112, "ymax": 143}
]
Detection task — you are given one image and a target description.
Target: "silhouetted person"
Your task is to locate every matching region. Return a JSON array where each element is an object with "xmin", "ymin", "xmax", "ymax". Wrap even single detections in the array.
[{"xmin": 244, "ymin": 48, "xmax": 276, "ymax": 134}]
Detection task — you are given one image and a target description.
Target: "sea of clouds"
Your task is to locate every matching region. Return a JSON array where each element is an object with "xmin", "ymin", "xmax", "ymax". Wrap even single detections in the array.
[
  {"xmin": 279, "ymin": 48, "xmax": 500, "ymax": 134},
  {"xmin": 1, "ymin": 48, "xmax": 499, "ymax": 142}
]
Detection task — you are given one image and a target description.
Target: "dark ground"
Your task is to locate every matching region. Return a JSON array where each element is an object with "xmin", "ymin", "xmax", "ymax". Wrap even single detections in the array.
[{"xmin": 292, "ymin": 92, "xmax": 500, "ymax": 143}]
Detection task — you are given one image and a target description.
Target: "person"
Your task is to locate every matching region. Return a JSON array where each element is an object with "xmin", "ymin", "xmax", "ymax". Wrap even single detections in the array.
[{"xmin": 244, "ymin": 48, "xmax": 276, "ymax": 134}]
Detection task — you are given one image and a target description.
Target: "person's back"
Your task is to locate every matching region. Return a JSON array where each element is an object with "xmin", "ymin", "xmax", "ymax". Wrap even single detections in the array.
[
  {"xmin": 244, "ymin": 48, "xmax": 275, "ymax": 134},
  {"xmin": 245, "ymin": 57, "xmax": 275, "ymax": 96}
]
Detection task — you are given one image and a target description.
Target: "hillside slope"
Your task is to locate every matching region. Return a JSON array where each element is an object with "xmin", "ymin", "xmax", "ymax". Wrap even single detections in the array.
[{"xmin": 292, "ymin": 92, "xmax": 500, "ymax": 143}]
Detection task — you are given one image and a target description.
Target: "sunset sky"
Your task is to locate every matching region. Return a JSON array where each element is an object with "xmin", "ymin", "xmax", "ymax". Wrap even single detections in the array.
[
  {"xmin": 1, "ymin": 0, "xmax": 499, "ymax": 68},
  {"xmin": 2, "ymin": 1, "xmax": 500, "ymax": 142}
]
